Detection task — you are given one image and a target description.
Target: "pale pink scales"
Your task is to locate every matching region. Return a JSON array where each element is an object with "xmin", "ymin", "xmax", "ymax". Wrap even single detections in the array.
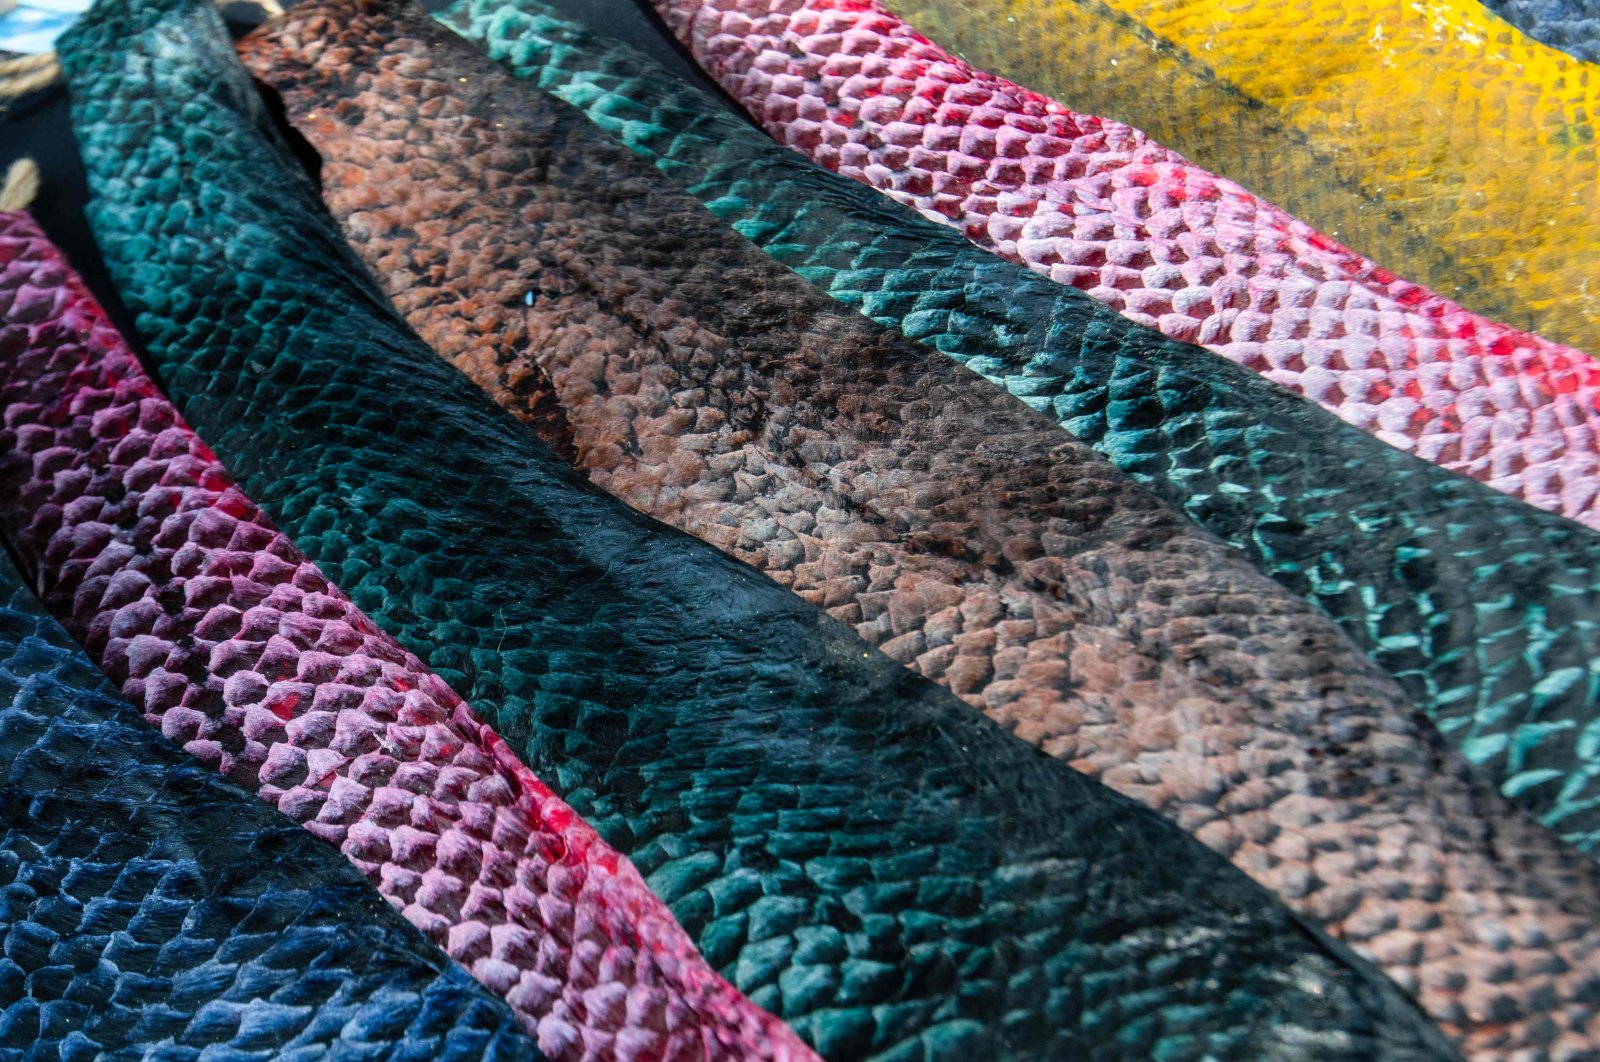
[
  {"xmin": 649, "ymin": 0, "xmax": 1600, "ymax": 529},
  {"xmin": 0, "ymin": 210, "xmax": 818, "ymax": 1062}
]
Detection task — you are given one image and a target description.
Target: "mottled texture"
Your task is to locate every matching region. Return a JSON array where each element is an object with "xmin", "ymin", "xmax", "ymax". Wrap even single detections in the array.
[
  {"xmin": 466, "ymin": 0, "xmax": 1600, "ymax": 853},
  {"xmin": 1481, "ymin": 0, "xmax": 1600, "ymax": 62},
  {"xmin": 0, "ymin": 551, "xmax": 543, "ymax": 1061},
  {"xmin": 240, "ymin": 3, "xmax": 1600, "ymax": 1055},
  {"xmin": 58, "ymin": 0, "xmax": 1460, "ymax": 1057},
  {"xmin": 647, "ymin": 0, "xmax": 1600, "ymax": 535},
  {"xmin": 0, "ymin": 210, "xmax": 812, "ymax": 1062}
]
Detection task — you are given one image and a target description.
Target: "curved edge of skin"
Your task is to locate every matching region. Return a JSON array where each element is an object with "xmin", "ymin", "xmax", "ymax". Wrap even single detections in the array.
[
  {"xmin": 1478, "ymin": 0, "xmax": 1600, "ymax": 63},
  {"xmin": 0, "ymin": 205, "xmax": 820, "ymax": 1062},
  {"xmin": 424, "ymin": 0, "xmax": 1600, "ymax": 851},
  {"xmin": 0, "ymin": 553, "xmax": 548, "ymax": 1062},
  {"xmin": 56, "ymin": 0, "xmax": 1464, "ymax": 1056}
]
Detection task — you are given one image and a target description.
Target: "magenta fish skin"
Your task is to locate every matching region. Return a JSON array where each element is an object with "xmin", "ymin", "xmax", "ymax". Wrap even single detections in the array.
[
  {"xmin": 0, "ymin": 209, "xmax": 818, "ymax": 1062},
  {"xmin": 647, "ymin": 0, "xmax": 1600, "ymax": 531}
]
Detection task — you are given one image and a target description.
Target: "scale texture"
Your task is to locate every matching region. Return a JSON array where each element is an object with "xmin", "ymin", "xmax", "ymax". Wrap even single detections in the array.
[
  {"xmin": 58, "ymin": 0, "xmax": 1460, "ymax": 1057},
  {"xmin": 0, "ymin": 209, "xmax": 812, "ymax": 1062},
  {"xmin": 1480, "ymin": 0, "xmax": 1600, "ymax": 62},
  {"xmin": 883, "ymin": 0, "xmax": 1600, "ymax": 357},
  {"xmin": 433, "ymin": 0, "xmax": 1600, "ymax": 857},
  {"xmin": 647, "ymin": 0, "xmax": 1600, "ymax": 534},
  {"xmin": 240, "ymin": 2, "xmax": 1600, "ymax": 1054},
  {"xmin": 0, "ymin": 554, "xmax": 542, "ymax": 1060}
]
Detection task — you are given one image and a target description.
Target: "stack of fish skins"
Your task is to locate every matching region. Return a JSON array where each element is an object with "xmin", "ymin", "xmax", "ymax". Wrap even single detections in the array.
[
  {"xmin": 0, "ymin": 204, "xmax": 815, "ymax": 1061},
  {"xmin": 0, "ymin": 543, "xmax": 542, "ymax": 1060},
  {"xmin": 34, "ymin": 0, "xmax": 1469, "ymax": 1056},
  {"xmin": 232, "ymin": 2, "xmax": 1600, "ymax": 1057},
  {"xmin": 429, "ymin": 0, "xmax": 1600, "ymax": 856}
]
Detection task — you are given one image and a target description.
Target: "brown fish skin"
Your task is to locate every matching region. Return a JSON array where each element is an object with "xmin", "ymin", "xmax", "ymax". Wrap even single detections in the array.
[{"xmin": 239, "ymin": 2, "xmax": 1600, "ymax": 1052}]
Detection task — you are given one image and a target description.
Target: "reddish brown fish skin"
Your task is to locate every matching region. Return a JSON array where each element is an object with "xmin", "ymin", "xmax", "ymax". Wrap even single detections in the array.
[{"xmin": 240, "ymin": 2, "xmax": 1600, "ymax": 1051}]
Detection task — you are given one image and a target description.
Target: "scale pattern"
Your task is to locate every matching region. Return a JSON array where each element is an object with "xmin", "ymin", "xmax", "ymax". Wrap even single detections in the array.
[
  {"xmin": 646, "ymin": 0, "xmax": 1600, "ymax": 533},
  {"xmin": 436, "ymin": 0, "xmax": 1600, "ymax": 855},
  {"xmin": 58, "ymin": 0, "xmax": 1460, "ymax": 1057},
  {"xmin": 1480, "ymin": 0, "xmax": 1600, "ymax": 62},
  {"xmin": 241, "ymin": 3, "xmax": 1600, "ymax": 1054},
  {"xmin": 0, "ymin": 553, "xmax": 542, "ymax": 1060},
  {"xmin": 0, "ymin": 209, "xmax": 811, "ymax": 1062}
]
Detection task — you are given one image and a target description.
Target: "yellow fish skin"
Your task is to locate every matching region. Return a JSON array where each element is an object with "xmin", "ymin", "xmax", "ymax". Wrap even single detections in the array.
[{"xmin": 887, "ymin": 0, "xmax": 1600, "ymax": 355}]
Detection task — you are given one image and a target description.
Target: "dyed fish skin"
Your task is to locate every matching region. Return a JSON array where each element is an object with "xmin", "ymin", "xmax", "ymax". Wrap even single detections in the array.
[
  {"xmin": 0, "ymin": 211, "xmax": 812, "ymax": 1062},
  {"xmin": 432, "ymin": 0, "xmax": 1600, "ymax": 855},
  {"xmin": 0, "ymin": 553, "xmax": 542, "ymax": 1061},
  {"xmin": 647, "ymin": 0, "xmax": 1600, "ymax": 536},
  {"xmin": 1481, "ymin": 0, "xmax": 1600, "ymax": 62},
  {"xmin": 58, "ymin": 0, "xmax": 1461, "ymax": 1057},
  {"xmin": 238, "ymin": 2, "xmax": 1600, "ymax": 1054},
  {"xmin": 883, "ymin": 0, "xmax": 1600, "ymax": 357}
]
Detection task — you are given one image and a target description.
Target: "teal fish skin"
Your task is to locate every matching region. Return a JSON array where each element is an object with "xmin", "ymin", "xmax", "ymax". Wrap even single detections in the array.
[
  {"xmin": 58, "ymin": 0, "xmax": 1458, "ymax": 1058},
  {"xmin": 439, "ymin": 0, "xmax": 1600, "ymax": 850},
  {"xmin": 0, "ymin": 550, "xmax": 544, "ymax": 1060}
]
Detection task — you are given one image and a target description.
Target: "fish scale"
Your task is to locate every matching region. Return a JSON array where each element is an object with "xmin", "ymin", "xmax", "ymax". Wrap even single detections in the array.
[
  {"xmin": 433, "ymin": 0, "xmax": 1600, "ymax": 854},
  {"xmin": 239, "ymin": 1, "xmax": 1600, "ymax": 1054},
  {"xmin": 1479, "ymin": 0, "xmax": 1600, "ymax": 62},
  {"xmin": 0, "ymin": 552, "xmax": 543, "ymax": 1060},
  {"xmin": 57, "ymin": 0, "xmax": 1459, "ymax": 1056},
  {"xmin": 646, "ymin": 0, "xmax": 1600, "ymax": 536},
  {"xmin": 0, "ymin": 209, "xmax": 813, "ymax": 1062}
]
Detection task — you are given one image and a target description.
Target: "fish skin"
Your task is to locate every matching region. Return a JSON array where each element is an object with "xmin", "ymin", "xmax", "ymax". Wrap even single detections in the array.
[
  {"xmin": 1479, "ymin": 0, "xmax": 1600, "ymax": 62},
  {"xmin": 0, "ymin": 210, "xmax": 813, "ymax": 1062},
  {"xmin": 0, "ymin": 561, "xmax": 542, "ymax": 1060},
  {"xmin": 237, "ymin": 0, "xmax": 1600, "ymax": 1054},
  {"xmin": 645, "ymin": 0, "xmax": 1600, "ymax": 536},
  {"xmin": 58, "ymin": 0, "xmax": 1462, "ymax": 1057},
  {"xmin": 501, "ymin": 0, "xmax": 1600, "ymax": 851}
]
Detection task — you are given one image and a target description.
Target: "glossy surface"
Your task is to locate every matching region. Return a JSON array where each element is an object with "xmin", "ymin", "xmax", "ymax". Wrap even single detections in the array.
[
  {"xmin": 648, "ymin": 0, "xmax": 1600, "ymax": 533},
  {"xmin": 241, "ymin": 1, "xmax": 1600, "ymax": 1053},
  {"xmin": 887, "ymin": 0, "xmax": 1600, "ymax": 356},
  {"xmin": 0, "ymin": 208, "xmax": 809, "ymax": 1062},
  {"xmin": 437, "ymin": 0, "xmax": 1600, "ymax": 857},
  {"xmin": 58, "ymin": 0, "xmax": 1457, "ymax": 1056},
  {"xmin": 0, "ymin": 551, "xmax": 542, "ymax": 1060}
]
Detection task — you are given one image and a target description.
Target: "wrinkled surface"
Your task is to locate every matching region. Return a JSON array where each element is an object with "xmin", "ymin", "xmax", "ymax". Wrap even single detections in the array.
[
  {"xmin": 242, "ymin": 2, "xmax": 1600, "ymax": 1054},
  {"xmin": 58, "ymin": 0, "xmax": 1460, "ymax": 1057},
  {"xmin": 0, "ymin": 551, "xmax": 542, "ymax": 1060},
  {"xmin": 436, "ymin": 0, "xmax": 1600, "ymax": 857},
  {"xmin": 648, "ymin": 0, "xmax": 1600, "ymax": 534},
  {"xmin": 0, "ymin": 210, "xmax": 811, "ymax": 1062},
  {"xmin": 1481, "ymin": 0, "xmax": 1600, "ymax": 62}
]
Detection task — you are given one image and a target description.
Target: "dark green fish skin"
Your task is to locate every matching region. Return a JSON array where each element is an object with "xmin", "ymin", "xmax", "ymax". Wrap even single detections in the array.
[
  {"xmin": 57, "ymin": 0, "xmax": 1457, "ymax": 1058},
  {"xmin": 439, "ymin": 0, "xmax": 1600, "ymax": 850},
  {"xmin": 0, "ymin": 552, "xmax": 543, "ymax": 1060}
]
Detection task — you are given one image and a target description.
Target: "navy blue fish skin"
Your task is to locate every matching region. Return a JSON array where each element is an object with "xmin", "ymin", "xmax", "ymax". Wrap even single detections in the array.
[
  {"xmin": 0, "ymin": 553, "xmax": 544, "ymax": 1061},
  {"xmin": 56, "ymin": 0, "xmax": 1459, "ymax": 1057},
  {"xmin": 437, "ymin": 0, "xmax": 1600, "ymax": 851},
  {"xmin": 1478, "ymin": 0, "xmax": 1600, "ymax": 62}
]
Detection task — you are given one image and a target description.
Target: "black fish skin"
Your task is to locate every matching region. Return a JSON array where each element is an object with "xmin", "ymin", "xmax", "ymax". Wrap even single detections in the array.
[
  {"xmin": 0, "ymin": 550, "xmax": 545, "ymax": 1060},
  {"xmin": 58, "ymin": 0, "xmax": 1457, "ymax": 1058}
]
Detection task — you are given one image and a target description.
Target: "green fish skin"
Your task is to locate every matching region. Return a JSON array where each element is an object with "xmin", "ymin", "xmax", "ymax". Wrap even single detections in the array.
[
  {"xmin": 438, "ymin": 0, "xmax": 1600, "ymax": 851},
  {"xmin": 58, "ymin": 0, "xmax": 1457, "ymax": 1058}
]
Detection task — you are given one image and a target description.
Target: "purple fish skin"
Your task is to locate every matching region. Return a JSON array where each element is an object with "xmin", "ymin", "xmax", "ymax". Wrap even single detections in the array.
[
  {"xmin": 238, "ymin": 1, "xmax": 1600, "ymax": 1055},
  {"xmin": 0, "ymin": 207, "xmax": 819, "ymax": 1062}
]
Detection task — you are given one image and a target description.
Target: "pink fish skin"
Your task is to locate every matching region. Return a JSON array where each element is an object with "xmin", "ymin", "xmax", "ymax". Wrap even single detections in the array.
[
  {"xmin": 0, "ymin": 209, "xmax": 819, "ymax": 1062},
  {"xmin": 649, "ymin": 0, "xmax": 1600, "ymax": 531}
]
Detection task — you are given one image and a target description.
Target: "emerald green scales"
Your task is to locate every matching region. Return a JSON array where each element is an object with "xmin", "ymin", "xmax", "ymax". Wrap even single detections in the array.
[
  {"xmin": 441, "ymin": 0, "xmax": 1600, "ymax": 849},
  {"xmin": 58, "ymin": 0, "xmax": 1452, "ymax": 1056}
]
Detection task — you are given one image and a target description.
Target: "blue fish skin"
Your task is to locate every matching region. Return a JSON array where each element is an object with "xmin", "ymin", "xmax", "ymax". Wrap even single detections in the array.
[
  {"xmin": 438, "ymin": 0, "xmax": 1600, "ymax": 851},
  {"xmin": 0, "ymin": 552, "xmax": 543, "ymax": 1060},
  {"xmin": 1478, "ymin": 0, "xmax": 1600, "ymax": 64},
  {"xmin": 57, "ymin": 0, "xmax": 1457, "ymax": 1057}
]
